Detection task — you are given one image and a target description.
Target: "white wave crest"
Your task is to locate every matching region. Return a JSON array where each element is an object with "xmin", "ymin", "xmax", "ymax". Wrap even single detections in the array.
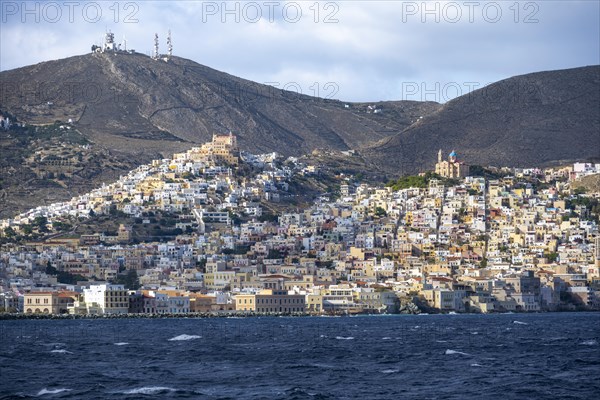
[
  {"xmin": 50, "ymin": 349, "xmax": 72, "ymax": 354},
  {"xmin": 123, "ymin": 386, "xmax": 176, "ymax": 395},
  {"xmin": 512, "ymin": 321, "xmax": 528, "ymax": 325},
  {"xmin": 381, "ymin": 369, "xmax": 399, "ymax": 374},
  {"xmin": 168, "ymin": 334, "xmax": 201, "ymax": 341},
  {"xmin": 114, "ymin": 342, "xmax": 129, "ymax": 346},
  {"xmin": 37, "ymin": 388, "xmax": 72, "ymax": 396},
  {"xmin": 445, "ymin": 349, "xmax": 470, "ymax": 356},
  {"xmin": 579, "ymin": 340, "xmax": 598, "ymax": 346},
  {"xmin": 335, "ymin": 336, "xmax": 354, "ymax": 340},
  {"xmin": 470, "ymin": 363, "xmax": 482, "ymax": 367}
]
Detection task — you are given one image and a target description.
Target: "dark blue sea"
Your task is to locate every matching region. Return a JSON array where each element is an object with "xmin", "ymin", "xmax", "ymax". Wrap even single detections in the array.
[{"xmin": 1, "ymin": 313, "xmax": 599, "ymax": 399}]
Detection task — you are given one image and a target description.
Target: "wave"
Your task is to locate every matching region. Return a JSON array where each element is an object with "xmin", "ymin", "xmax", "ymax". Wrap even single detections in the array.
[
  {"xmin": 122, "ymin": 386, "xmax": 176, "ymax": 395},
  {"xmin": 445, "ymin": 349, "xmax": 470, "ymax": 356},
  {"xmin": 37, "ymin": 388, "xmax": 72, "ymax": 396},
  {"xmin": 381, "ymin": 369, "xmax": 399, "ymax": 374},
  {"xmin": 168, "ymin": 334, "xmax": 201, "ymax": 341},
  {"xmin": 512, "ymin": 321, "xmax": 528, "ymax": 325},
  {"xmin": 335, "ymin": 336, "xmax": 354, "ymax": 340},
  {"xmin": 50, "ymin": 349, "xmax": 72, "ymax": 354},
  {"xmin": 382, "ymin": 337, "xmax": 392, "ymax": 340},
  {"xmin": 579, "ymin": 340, "xmax": 598, "ymax": 346},
  {"xmin": 114, "ymin": 342, "xmax": 129, "ymax": 346},
  {"xmin": 470, "ymin": 363, "xmax": 482, "ymax": 367},
  {"xmin": 547, "ymin": 337, "xmax": 568, "ymax": 342}
]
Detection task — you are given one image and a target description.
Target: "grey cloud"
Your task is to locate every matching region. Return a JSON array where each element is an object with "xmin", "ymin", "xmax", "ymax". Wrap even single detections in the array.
[{"xmin": 1, "ymin": 1, "xmax": 598, "ymax": 102}]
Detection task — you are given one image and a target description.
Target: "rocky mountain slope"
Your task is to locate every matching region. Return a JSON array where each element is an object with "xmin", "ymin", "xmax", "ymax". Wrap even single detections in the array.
[
  {"xmin": 0, "ymin": 52, "xmax": 438, "ymax": 156},
  {"xmin": 363, "ymin": 66, "xmax": 600, "ymax": 174}
]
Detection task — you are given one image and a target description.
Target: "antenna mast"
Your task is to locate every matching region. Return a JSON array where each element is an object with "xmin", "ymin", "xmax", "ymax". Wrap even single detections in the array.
[
  {"xmin": 153, "ymin": 33, "xmax": 159, "ymax": 59},
  {"xmin": 167, "ymin": 29, "xmax": 173, "ymax": 59}
]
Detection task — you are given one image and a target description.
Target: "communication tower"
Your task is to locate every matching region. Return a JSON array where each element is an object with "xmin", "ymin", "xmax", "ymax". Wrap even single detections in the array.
[
  {"xmin": 153, "ymin": 33, "xmax": 159, "ymax": 59},
  {"xmin": 167, "ymin": 30, "xmax": 173, "ymax": 58}
]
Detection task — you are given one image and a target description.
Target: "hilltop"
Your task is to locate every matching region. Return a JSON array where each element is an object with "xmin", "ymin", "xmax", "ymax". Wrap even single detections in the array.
[
  {"xmin": 0, "ymin": 52, "xmax": 437, "ymax": 155},
  {"xmin": 363, "ymin": 66, "xmax": 600, "ymax": 173}
]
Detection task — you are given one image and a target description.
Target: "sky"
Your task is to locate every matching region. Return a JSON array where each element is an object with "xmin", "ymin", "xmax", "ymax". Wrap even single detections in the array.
[{"xmin": 1, "ymin": 0, "xmax": 599, "ymax": 102}]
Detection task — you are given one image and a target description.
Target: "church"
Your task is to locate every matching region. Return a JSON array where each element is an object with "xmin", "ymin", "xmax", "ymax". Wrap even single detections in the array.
[{"xmin": 435, "ymin": 149, "xmax": 470, "ymax": 178}]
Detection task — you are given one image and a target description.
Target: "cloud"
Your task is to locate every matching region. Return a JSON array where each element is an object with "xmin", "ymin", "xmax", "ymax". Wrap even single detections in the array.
[{"xmin": 1, "ymin": 0, "xmax": 598, "ymax": 102}]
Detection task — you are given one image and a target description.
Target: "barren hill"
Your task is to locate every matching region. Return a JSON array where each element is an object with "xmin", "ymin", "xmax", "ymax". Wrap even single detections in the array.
[
  {"xmin": 0, "ymin": 52, "xmax": 438, "ymax": 156},
  {"xmin": 363, "ymin": 66, "xmax": 600, "ymax": 174}
]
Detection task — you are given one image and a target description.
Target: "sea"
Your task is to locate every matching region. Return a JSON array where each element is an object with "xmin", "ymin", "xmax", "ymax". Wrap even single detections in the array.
[{"xmin": 0, "ymin": 312, "xmax": 599, "ymax": 399}]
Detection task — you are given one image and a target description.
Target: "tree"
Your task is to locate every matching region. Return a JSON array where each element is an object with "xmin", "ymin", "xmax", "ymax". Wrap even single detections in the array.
[
  {"xmin": 3, "ymin": 227, "xmax": 16, "ymax": 238},
  {"xmin": 46, "ymin": 261, "xmax": 58, "ymax": 275},
  {"xmin": 113, "ymin": 269, "xmax": 138, "ymax": 289},
  {"xmin": 57, "ymin": 271, "xmax": 87, "ymax": 284},
  {"xmin": 33, "ymin": 216, "xmax": 48, "ymax": 232},
  {"xmin": 546, "ymin": 252, "xmax": 559, "ymax": 263},
  {"xmin": 374, "ymin": 206, "xmax": 387, "ymax": 217},
  {"xmin": 267, "ymin": 249, "xmax": 283, "ymax": 259}
]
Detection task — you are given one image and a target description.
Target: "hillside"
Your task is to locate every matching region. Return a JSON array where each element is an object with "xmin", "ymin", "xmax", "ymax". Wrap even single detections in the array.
[
  {"xmin": 0, "ymin": 52, "xmax": 438, "ymax": 156},
  {"xmin": 572, "ymin": 173, "xmax": 600, "ymax": 193},
  {"xmin": 1, "ymin": 54, "xmax": 599, "ymax": 217},
  {"xmin": 0, "ymin": 52, "xmax": 439, "ymax": 218},
  {"xmin": 362, "ymin": 66, "xmax": 600, "ymax": 174}
]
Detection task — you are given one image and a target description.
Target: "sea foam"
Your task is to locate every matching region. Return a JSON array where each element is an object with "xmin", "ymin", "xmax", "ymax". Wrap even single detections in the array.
[
  {"xmin": 445, "ymin": 349, "xmax": 470, "ymax": 356},
  {"xmin": 123, "ymin": 386, "xmax": 176, "ymax": 395},
  {"xmin": 168, "ymin": 334, "xmax": 201, "ymax": 341},
  {"xmin": 37, "ymin": 388, "xmax": 72, "ymax": 396},
  {"xmin": 381, "ymin": 369, "xmax": 399, "ymax": 374}
]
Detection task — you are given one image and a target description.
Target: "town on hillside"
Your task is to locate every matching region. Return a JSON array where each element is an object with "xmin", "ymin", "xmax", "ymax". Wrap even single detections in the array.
[{"xmin": 1, "ymin": 134, "xmax": 600, "ymax": 316}]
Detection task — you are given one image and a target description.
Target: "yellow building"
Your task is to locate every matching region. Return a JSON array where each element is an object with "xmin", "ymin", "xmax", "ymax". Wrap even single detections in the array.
[
  {"xmin": 24, "ymin": 292, "xmax": 59, "ymax": 314},
  {"xmin": 194, "ymin": 133, "xmax": 240, "ymax": 165},
  {"xmin": 306, "ymin": 293, "xmax": 324, "ymax": 313},
  {"xmin": 204, "ymin": 270, "xmax": 236, "ymax": 291},
  {"xmin": 117, "ymin": 224, "xmax": 132, "ymax": 243},
  {"xmin": 235, "ymin": 289, "xmax": 306, "ymax": 313},
  {"xmin": 235, "ymin": 293, "xmax": 257, "ymax": 311},
  {"xmin": 435, "ymin": 149, "xmax": 469, "ymax": 178}
]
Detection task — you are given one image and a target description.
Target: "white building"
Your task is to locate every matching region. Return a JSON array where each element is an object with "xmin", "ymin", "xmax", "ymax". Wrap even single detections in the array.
[{"xmin": 83, "ymin": 284, "xmax": 129, "ymax": 314}]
